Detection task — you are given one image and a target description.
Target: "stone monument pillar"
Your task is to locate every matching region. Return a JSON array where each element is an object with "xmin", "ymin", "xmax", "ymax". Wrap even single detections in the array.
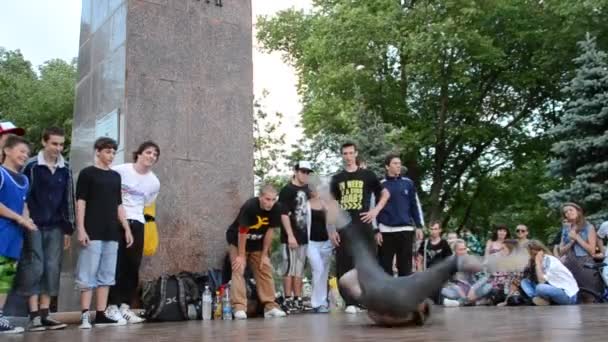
[{"xmin": 63, "ymin": 0, "xmax": 253, "ymax": 310}]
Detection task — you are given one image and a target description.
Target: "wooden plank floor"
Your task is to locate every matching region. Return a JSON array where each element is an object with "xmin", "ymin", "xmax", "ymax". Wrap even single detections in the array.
[{"xmin": 6, "ymin": 305, "xmax": 608, "ymax": 342}]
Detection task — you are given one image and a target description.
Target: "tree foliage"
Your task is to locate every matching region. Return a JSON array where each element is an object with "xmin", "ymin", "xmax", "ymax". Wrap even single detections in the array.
[
  {"xmin": 541, "ymin": 34, "xmax": 608, "ymax": 223},
  {"xmin": 257, "ymin": 0, "xmax": 608, "ymax": 238},
  {"xmin": 253, "ymin": 90, "xmax": 289, "ymax": 189},
  {"xmin": 0, "ymin": 48, "xmax": 76, "ymax": 152}
]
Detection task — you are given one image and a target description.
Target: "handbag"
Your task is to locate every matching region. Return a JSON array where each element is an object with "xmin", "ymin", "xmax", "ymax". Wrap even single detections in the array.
[{"xmin": 143, "ymin": 203, "xmax": 159, "ymax": 256}]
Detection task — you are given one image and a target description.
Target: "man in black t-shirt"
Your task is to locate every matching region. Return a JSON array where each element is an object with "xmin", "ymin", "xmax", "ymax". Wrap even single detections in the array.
[
  {"xmin": 329, "ymin": 142, "xmax": 390, "ymax": 314},
  {"xmin": 278, "ymin": 161, "xmax": 312, "ymax": 312},
  {"xmin": 226, "ymin": 185, "xmax": 287, "ymax": 320},
  {"xmin": 74, "ymin": 137, "xmax": 133, "ymax": 329}
]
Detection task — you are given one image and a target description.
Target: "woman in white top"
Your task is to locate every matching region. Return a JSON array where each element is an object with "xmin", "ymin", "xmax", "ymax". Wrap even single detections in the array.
[{"xmin": 520, "ymin": 240, "xmax": 578, "ymax": 305}]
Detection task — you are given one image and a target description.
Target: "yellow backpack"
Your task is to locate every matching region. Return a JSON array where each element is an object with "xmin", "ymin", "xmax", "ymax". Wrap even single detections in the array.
[{"xmin": 143, "ymin": 203, "xmax": 159, "ymax": 256}]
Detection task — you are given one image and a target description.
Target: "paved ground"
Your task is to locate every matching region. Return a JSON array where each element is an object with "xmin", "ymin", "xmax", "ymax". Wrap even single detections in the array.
[{"xmin": 4, "ymin": 305, "xmax": 608, "ymax": 341}]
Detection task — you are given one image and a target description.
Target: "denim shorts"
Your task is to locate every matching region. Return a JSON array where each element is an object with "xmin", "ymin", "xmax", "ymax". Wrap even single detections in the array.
[
  {"xmin": 74, "ymin": 240, "xmax": 119, "ymax": 290},
  {"xmin": 16, "ymin": 227, "xmax": 64, "ymax": 296}
]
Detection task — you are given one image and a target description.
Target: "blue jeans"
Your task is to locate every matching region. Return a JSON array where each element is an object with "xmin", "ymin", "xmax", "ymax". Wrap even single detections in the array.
[
  {"xmin": 521, "ymin": 278, "xmax": 577, "ymax": 305},
  {"xmin": 74, "ymin": 240, "xmax": 119, "ymax": 290},
  {"xmin": 16, "ymin": 227, "xmax": 64, "ymax": 296}
]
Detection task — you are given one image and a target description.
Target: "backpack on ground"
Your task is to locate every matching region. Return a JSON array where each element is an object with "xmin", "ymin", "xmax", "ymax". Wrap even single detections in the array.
[{"xmin": 141, "ymin": 272, "xmax": 202, "ymax": 321}]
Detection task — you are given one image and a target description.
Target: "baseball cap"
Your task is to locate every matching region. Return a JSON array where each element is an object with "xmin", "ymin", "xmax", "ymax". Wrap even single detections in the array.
[
  {"xmin": 0, "ymin": 121, "xmax": 25, "ymax": 136},
  {"xmin": 295, "ymin": 160, "xmax": 313, "ymax": 172}
]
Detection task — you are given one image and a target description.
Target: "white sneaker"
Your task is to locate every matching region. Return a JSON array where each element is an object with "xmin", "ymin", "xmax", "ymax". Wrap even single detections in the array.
[
  {"xmin": 443, "ymin": 299, "xmax": 461, "ymax": 307},
  {"xmin": 79, "ymin": 312, "xmax": 92, "ymax": 330},
  {"xmin": 234, "ymin": 310, "xmax": 247, "ymax": 320},
  {"xmin": 344, "ymin": 305, "xmax": 358, "ymax": 314},
  {"xmin": 264, "ymin": 308, "xmax": 287, "ymax": 318},
  {"xmin": 120, "ymin": 304, "xmax": 145, "ymax": 324},
  {"xmin": 101, "ymin": 306, "xmax": 127, "ymax": 326}
]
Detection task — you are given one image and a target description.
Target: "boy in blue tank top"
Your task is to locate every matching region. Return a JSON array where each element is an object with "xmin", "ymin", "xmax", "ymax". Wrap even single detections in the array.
[{"xmin": 0, "ymin": 135, "xmax": 36, "ymax": 334}]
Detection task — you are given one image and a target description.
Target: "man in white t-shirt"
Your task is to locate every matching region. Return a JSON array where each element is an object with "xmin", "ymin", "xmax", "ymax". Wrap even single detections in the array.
[{"xmin": 107, "ymin": 141, "xmax": 160, "ymax": 323}]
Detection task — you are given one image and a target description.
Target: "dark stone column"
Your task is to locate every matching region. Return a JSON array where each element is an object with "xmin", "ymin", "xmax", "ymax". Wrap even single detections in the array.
[{"xmin": 65, "ymin": 0, "xmax": 253, "ymax": 311}]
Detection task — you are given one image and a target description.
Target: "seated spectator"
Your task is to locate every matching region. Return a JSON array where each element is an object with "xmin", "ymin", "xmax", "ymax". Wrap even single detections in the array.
[
  {"xmin": 520, "ymin": 240, "xmax": 578, "ymax": 305},
  {"xmin": 515, "ymin": 224, "xmax": 530, "ymax": 253},
  {"xmin": 446, "ymin": 231, "xmax": 459, "ymax": 247},
  {"xmin": 484, "ymin": 225, "xmax": 511, "ymax": 303},
  {"xmin": 559, "ymin": 202, "xmax": 604, "ymax": 300},
  {"xmin": 494, "ymin": 240, "xmax": 527, "ymax": 306},
  {"xmin": 458, "ymin": 227, "xmax": 484, "ymax": 256},
  {"xmin": 442, "ymin": 240, "xmax": 492, "ymax": 307}
]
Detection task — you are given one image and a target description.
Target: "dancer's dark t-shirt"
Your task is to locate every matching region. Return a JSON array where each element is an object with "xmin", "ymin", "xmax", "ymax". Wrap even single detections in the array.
[
  {"xmin": 330, "ymin": 168, "xmax": 383, "ymax": 225},
  {"xmin": 418, "ymin": 238, "xmax": 452, "ymax": 269},
  {"xmin": 226, "ymin": 197, "xmax": 282, "ymax": 252},
  {"xmin": 278, "ymin": 182, "xmax": 310, "ymax": 244}
]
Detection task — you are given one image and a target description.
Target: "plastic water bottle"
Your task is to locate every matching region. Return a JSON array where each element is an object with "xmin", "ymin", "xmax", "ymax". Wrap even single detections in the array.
[
  {"xmin": 202, "ymin": 286, "xmax": 212, "ymax": 320},
  {"xmin": 302, "ymin": 277, "xmax": 312, "ymax": 299},
  {"xmin": 222, "ymin": 287, "xmax": 233, "ymax": 320},
  {"xmin": 213, "ymin": 290, "xmax": 222, "ymax": 320}
]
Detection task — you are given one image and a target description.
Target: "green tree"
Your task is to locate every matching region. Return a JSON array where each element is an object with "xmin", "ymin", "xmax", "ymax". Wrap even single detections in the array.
[
  {"xmin": 0, "ymin": 48, "xmax": 76, "ymax": 152},
  {"xmin": 257, "ymin": 0, "xmax": 608, "ymax": 232},
  {"xmin": 253, "ymin": 90, "xmax": 289, "ymax": 188},
  {"xmin": 541, "ymin": 34, "xmax": 608, "ymax": 223}
]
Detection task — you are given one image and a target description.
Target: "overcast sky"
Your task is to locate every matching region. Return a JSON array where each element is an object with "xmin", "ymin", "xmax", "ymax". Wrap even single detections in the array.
[{"xmin": 0, "ymin": 0, "xmax": 310, "ymax": 149}]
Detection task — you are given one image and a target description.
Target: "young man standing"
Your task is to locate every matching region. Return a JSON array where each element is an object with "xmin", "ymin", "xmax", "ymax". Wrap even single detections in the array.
[
  {"xmin": 0, "ymin": 135, "xmax": 36, "ymax": 334},
  {"xmin": 376, "ymin": 154, "xmax": 423, "ymax": 277},
  {"xmin": 226, "ymin": 185, "xmax": 287, "ymax": 320},
  {"xmin": 17, "ymin": 127, "xmax": 74, "ymax": 331},
  {"xmin": 278, "ymin": 161, "xmax": 312, "ymax": 312},
  {"xmin": 74, "ymin": 137, "xmax": 133, "ymax": 329},
  {"xmin": 107, "ymin": 141, "xmax": 160, "ymax": 324},
  {"xmin": 329, "ymin": 142, "xmax": 390, "ymax": 314}
]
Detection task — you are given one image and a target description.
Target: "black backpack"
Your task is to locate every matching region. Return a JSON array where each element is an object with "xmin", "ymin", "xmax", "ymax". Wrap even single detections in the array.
[{"xmin": 141, "ymin": 272, "xmax": 202, "ymax": 321}]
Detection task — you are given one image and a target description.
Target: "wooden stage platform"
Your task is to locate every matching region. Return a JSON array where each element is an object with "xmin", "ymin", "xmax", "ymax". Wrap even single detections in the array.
[{"xmin": 6, "ymin": 305, "xmax": 607, "ymax": 341}]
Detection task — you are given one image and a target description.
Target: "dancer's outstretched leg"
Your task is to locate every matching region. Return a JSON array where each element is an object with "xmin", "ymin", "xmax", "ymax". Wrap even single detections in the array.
[{"xmin": 339, "ymin": 224, "xmax": 481, "ymax": 326}]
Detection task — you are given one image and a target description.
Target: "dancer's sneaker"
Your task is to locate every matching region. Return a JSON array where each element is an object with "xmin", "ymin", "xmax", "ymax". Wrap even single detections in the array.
[
  {"xmin": 264, "ymin": 308, "xmax": 287, "ymax": 318},
  {"xmin": 120, "ymin": 304, "xmax": 145, "ymax": 324}
]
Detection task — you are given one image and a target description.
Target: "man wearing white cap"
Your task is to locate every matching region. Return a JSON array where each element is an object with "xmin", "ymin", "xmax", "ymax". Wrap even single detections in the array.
[
  {"xmin": 0, "ymin": 122, "xmax": 25, "ymax": 160},
  {"xmin": 278, "ymin": 161, "xmax": 313, "ymax": 313}
]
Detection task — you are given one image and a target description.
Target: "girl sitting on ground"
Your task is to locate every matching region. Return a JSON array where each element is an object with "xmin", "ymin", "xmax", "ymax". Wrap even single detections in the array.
[{"xmin": 520, "ymin": 240, "xmax": 579, "ymax": 305}]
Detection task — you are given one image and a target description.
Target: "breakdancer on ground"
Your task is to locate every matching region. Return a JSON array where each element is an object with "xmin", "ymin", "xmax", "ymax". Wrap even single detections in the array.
[{"xmin": 337, "ymin": 223, "xmax": 483, "ymax": 326}]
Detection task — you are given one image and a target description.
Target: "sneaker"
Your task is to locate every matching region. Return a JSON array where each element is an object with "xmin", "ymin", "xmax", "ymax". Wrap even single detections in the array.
[
  {"xmin": 313, "ymin": 305, "xmax": 329, "ymax": 313},
  {"xmin": 295, "ymin": 297, "xmax": 304, "ymax": 312},
  {"xmin": 532, "ymin": 297, "xmax": 550, "ymax": 306},
  {"xmin": 344, "ymin": 305, "xmax": 358, "ymax": 314},
  {"xmin": 0, "ymin": 315, "xmax": 24, "ymax": 334},
  {"xmin": 234, "ymin": 310, "xmax": 247, "ymax": 320},
  {"xmin": 41, "ymin": 316, "xmax": 67, "ymax": 330},
  {"xmin": 264, "ymin": 308, "xmax": 287, "ymax": 318},
  {"xmin": 119, "ymin": 304, "xmax": 145, "ymax": 324},
  {"xmin": 79, "ymin": 312, "xmax": 92, "ymax": 330},
  {"xmin": 443, "ymin": 299, "xmax": 461, "ymax": 307},
  {"xmin": 97, "ymin": 307, "xmax": 127, "ymax": 326},
  {"xmin": 27, "ymin": 316, "xmax": 46, "ymax": 332},
  {"xmin": 281, "ymin": 298, "xmax": 293, "ymax": 314}
]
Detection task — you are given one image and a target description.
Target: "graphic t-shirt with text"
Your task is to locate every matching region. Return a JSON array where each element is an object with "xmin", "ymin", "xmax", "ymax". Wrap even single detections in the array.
[
  {"xmin": 278, "ymin": 182, "xmax": 310, "ymax": 244},
  {"xmin": 330, "ymin": 168, "xmax": 383, "ymax": 224},
  {"xmin": 226, "ymin": 197, "xmax": 282, "ymax": 252}
]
